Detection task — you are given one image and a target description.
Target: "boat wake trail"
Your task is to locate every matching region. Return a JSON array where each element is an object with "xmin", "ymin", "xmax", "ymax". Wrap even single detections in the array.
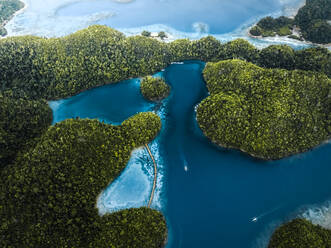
[
  {"xmin": 251, "ymin": 204, "xmax": 285, "ymax": 223},
  {"xmin": 179, "ymin": 147, "xmax": 189, "ymax": 172}
]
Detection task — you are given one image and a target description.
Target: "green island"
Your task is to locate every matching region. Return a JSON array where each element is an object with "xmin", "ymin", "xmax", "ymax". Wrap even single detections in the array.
[
  {"xmin": 0, "ymin": 0, "xmax": 24, "ymax": 36},
  {"xmin": 250, "ymin": 16, "xmax": 294, "ymax": 37},
  {"xmin": 197, "ymin": 59, "xmax": 331, "ymax": 160},
  {"xmin": 140, "ymin": 76, "xmax": 171, "ymax": 101},
  {"xmin": 249, "ymin": 0, "xmax": 331, "ymax": 44},
  {"xmin": 0, "ymin": 25, "xmax": 331, "ymax": 247},
  {"xmin": 268, "ymin": 218, "xmax": 331, "ymax": 247}
]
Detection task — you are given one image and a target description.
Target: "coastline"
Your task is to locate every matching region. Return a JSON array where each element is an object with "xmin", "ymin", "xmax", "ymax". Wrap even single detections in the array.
[
  {"xmin": 0, "ymin": 0, "xmax": 28, "ymax": 38},
  {"xmin": 245, "ymin": 0, "xmax": 331, "ymax": 49},
  {"xmin": 199, "ymin": 123, "xmax": 331, "ymax": 161},
  {"xmin": 247, "ymin": 28, "xmax": 331, "ymax": 49},
  {"xmin": 1, "ymin": 1, "xmax": 331, "ymax": 247},
  {"xmin": 2, "ymin": 0, "xmax": 315, "ymax": 51}
]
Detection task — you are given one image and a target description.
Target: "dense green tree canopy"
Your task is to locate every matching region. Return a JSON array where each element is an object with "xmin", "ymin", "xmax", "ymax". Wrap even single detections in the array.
[
  {"xmin": 0, "ymin": 113, "xmax": 166, "ymax": 247},
  {"xmin": 295, "ymin": 0, "xmax": 331, "ymax": 30},
  {"xmin": 158, "ymin": 31, "xmax": 167, "ymax": 39},
  {"xmin": 294, "ymin": 47, "xmax": 331, "ymax": 77},
  {"xmin": 0, "ymin": 93, "xmax": 52, "ymax": 167},
  {"xmin": 197, "ymin": 59, "xmax": 331, "ymax": 160},
  {"xmin": 0, "ymin": 25, "xmax": 330, "ymax": 247},
  {"xmin": 295, "ymin": 0, "xmax": 331, "ymax": 44},
  {"xmin": 303, "ymin": 19, "xmax": 331, "ymax": 44},
  {"xmin": 268, "ymin": 218, "xmax": 331, "ymax": 248},
  {"xmin": 250, "ymin": 0, "xmax": 331, "ymax": 44},
  {"xmin": 141, "ymin": 30, "xmax": 151, "ymax": 37},
  {"xmin": 218, "ymin": 38, "xmax": 259, "ymax": 62},
  {"xmin": 258, "ymin": 45, "xmax": 296, "ymax": 70},
  {"xmin": 140, "ymin": 76, "xmax": 170, "ymax": 101},
  {"xmin": 0, "ymin": 25, "xmax": 330, "ymax": 102}
]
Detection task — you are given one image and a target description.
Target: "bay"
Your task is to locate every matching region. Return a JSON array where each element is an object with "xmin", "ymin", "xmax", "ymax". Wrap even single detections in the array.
[
  {"xmin": 5, "ymin": 0, "xmax": 311, "ymax": 49},
  {"xmin": 50, "ymin": 61, "xmax": 331, "ymax": 247}
]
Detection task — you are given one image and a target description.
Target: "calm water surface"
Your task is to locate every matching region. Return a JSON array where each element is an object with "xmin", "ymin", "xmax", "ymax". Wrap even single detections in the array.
[
  {"xmin": 56, "ymin": 0, "xmax": 282, "ymax": 34},
  {"xmin": 50, "ymin": 61, "xmax": 331, "ymax": 247},
  {"xmin": 6, "ymin": 0, "xmax": 312, "ymax": 51}
]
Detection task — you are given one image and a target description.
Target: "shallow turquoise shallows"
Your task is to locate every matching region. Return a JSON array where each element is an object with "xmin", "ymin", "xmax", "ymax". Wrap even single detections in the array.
[
  {"xmin": 50, "ymin": 61, "xmax": 331, "ymax": 248},
  {"xmin": 56, "ymin": 0, "xmax": 283, "ymax": 34}
]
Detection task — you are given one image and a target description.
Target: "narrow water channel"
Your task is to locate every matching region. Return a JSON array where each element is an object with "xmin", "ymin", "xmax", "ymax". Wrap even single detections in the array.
[{"xmin": 50, "ymin": 61, "xmax": 331, "ymax": 248}]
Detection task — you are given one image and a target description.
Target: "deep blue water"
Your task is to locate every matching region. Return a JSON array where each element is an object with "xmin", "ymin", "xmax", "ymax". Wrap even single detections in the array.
[{"xmin": 50, "ymin": 61, "xmax": 331, "ymax": 248}]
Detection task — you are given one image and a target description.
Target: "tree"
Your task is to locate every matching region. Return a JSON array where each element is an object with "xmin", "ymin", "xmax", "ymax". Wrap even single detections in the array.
[
  {"xmin": 258, "ymin": 45, "xmax": 295, "ymax": 70},
  {"xmin": 141, "ymin": 30, "xmax": 151, "ymax": 37},
  {"xmin": 158, "ymin": 31, "xmax": 167, "ymax": 40}
]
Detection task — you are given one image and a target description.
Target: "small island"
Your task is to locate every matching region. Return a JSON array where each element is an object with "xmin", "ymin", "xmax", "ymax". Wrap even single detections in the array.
[
  {"xmin": 268, "ymin": 218, "xmax": 331, "ymax": 248},
  {"xmin": 140, "ymin": 76, "xmax": 171, "ymax": 101},
  {"xmin": 0, "ymin": 0, "xmax": 25, "ymax": 36},
  {"xmin": 197, "ymin": 59, "xmax": 331, "ymax": 160},
  {"xmin": 249, "ymin": 16, "xmax": 296, "ymax": 38},
  {"xmin": 249, "ymin": 0, "xmax": 331, "ymax": 44}
]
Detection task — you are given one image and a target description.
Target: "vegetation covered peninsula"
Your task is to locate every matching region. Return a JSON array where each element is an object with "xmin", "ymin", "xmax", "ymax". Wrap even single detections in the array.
[
  {"xmin": 0, "ymin": 0, "xmax": 24, "ymax": 36},
  {"xmin": 140, "ymin": 76, "xmax": 170, "ymax": 101},
  {"xmin": 249, "ymin": 0, "xmax": 331, "ymax": 44},
  {"xmin": 268, "ymin": 218, "xmax": 331, "ymax": 247},
  {"xmin": 197, "ymin": 59, "xmax": 331, "ymax": 160},
  {"xmin": 0, "ymin": 113, "xmax": 167, "ymax": 247}
]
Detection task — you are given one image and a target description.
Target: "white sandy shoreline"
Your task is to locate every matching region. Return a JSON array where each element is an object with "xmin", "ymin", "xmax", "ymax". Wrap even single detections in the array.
[
  {"xmin": 1, "ymin": 0, "xmax": 28, "ymax": 38},
  {"xmin": 245, "ymin": 0, "xmax": 331, "ymax": 49},
  {"xmin": 247, "ymin": 25, "xmax": 331, "ymax": 49}
]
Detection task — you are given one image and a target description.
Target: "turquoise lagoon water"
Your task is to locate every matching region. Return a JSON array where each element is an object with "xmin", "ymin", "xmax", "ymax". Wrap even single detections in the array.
[
  {"xmin": 5, "ymin": 0, "xmax": 313, "ymax": 49},
  {"xmin": 50, "ymin": 61, "xmax": 331, "ymax": 248},
  {"xmin": 55, "ymin": 0, "xmax": 282, "ymax": 34}
]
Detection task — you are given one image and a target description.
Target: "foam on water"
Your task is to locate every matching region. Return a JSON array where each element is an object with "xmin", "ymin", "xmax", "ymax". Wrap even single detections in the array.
[
  {"xmin": 48, "ymin": 100, "xmax": 64, "ymax": 115},
  {"xmin": 96, "ymin": 111, "xmax": 167, "ymax": 214},
  {"xmin": 147, "ymin": 135, "xmax": 166, "ymax": 210},
  {"xmin": 301, "ymin": 201, "xmax": 331, "ymax": 230},
  {"xmin": 252, "ymin": 200, "xmax": 331, "ymax": 248},
  {"xmin": 252, "ymin": 220, "xmax": 282, "ymax": 248},
  {"xmin": 48, "ymin": 70, "xmax": 167, "ymax": 213},
  {"xmin": 7, "ymin": 0, "xmax": 331, "ymax": 246},
  {"xmin": 110, "ymin": 4, "xmax": 316, "ymax": 50},
  {"xmin": 97, "ymin": 147, "xmax": 152, "ymax": 215},
  {"xmin": 96, "ymin": 71, "xmax": 168, "ymax": 214},
  {"xmin": 149, "ymin": 95, "xmax": 170, "ymax": 210}
]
